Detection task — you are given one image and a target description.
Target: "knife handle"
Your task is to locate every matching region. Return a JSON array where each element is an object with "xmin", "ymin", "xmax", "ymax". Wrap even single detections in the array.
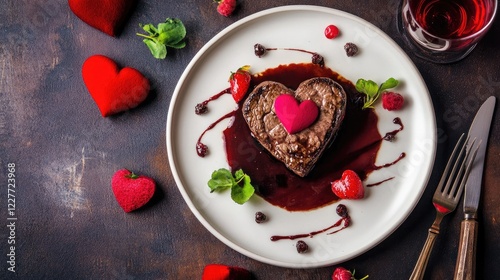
[{"xmin": 454, "ymin": 219, "xmax": 478, "ymax": 280}]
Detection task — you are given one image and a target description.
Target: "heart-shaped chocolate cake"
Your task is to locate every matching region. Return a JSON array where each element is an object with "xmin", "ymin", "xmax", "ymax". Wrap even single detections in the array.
[{"xmin": 242, "ymin": 77, "xmax": 346, "ymax": 177}]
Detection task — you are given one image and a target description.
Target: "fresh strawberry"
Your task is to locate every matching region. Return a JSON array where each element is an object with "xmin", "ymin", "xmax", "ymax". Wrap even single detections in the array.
[
  {"xmin": 216, "ymin": 0, "xmax": 237, "ymax": 17},
  {"xmin": 331, "ymin": 170, "xmax": 364, "ymax": 199},
  {"xmin": 229, "ymin": 65, "xmax": 251, "ymax": 103},
  {"xmin": 382, "ymin": 91, "xmax": 404, "ymax": 111},
  {"xmin": 332, "ymin": 267, "xmax": 368, "ymax": 280},
  {"xmin": 111, "ymin": 169, "xmax": 156, "ymax": 212},
  {"xmin": 333, "ymin": 267, "xmax": 353, "ymax": 280},
  {"xmin": 202, "ymin": 264, "xmax": 252, "ymax": 280}
]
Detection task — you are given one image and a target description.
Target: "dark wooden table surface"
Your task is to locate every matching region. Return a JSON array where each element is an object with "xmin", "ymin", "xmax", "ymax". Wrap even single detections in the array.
[{"xmin": 1, "ymin": 0, "xmax": 499, "ymax": 279}]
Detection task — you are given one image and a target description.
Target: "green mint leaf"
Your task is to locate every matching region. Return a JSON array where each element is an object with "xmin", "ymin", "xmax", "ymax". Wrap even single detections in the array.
[
  {"xmin": 157, "ymin": 18, "xmax": 184, "ymax": 34},
  {"xmin": 157, "ymin": 19, "xmax": 186, "ymax": 43},
  {"xmin": 157, "ymin": 32, "xmax": 171, "ymax": 45},
  {"xmin": 364, "ymin": 80, "xmax": 379, "ymax": 98},
  {"xmin": 207, "ymin": 168, "xmax": 234, "ymax": 193},
  {"xmin": 231, "ymin": 172, "xmax": 255, "ymax": 204},
  {"xmin": 379, "ymin": 77, "xmax": 399, "ymax": 92},
  {"xmin": 355, "ymin": 79, "xmax": 366, "ymax": 93},
  {"xmin": 207, "ymin": 168, "xmax": 255, "ymax": 204},
  {"xmin": 143, "ymin": 39, "xmax": 167, "ymax": 59},
  {"xmin": 169, "ymin": 40, "xmax": 186, "ymax": 49},
  {"xmin": 234, "ymin": 169, "xmax": 245, "ymax": 182},
  {"xmin": 137, "ymin": 18, "xmax": 186, "ymax": 59},
  {"xmin": 355, "ymin": 79, "xmax": 378, "ymax": 97},
  {"xmin": 141, "ymin": 23, "xmax": 158, "ymax": 36}
]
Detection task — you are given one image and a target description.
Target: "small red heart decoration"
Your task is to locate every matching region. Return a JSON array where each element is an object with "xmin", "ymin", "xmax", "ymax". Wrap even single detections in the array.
[
  {"xmin": 68, "ymin": 0, "xmax": 137, "ymax": 37},
  {"xmin": 82, "ymin": 55, "xmax": 150, "ymax": 117},
  {"xmin": 274, "ymin": 94, "xmax": 319, "ymax": 134},
  {"xmin": 111, "ymin": 169, "xmax": 156, "ymax": 213}
]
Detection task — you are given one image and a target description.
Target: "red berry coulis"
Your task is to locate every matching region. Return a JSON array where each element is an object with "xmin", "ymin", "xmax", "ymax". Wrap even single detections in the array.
[{"xmin": 270, "ymin": 203, "xmax": 351, "ymax": 242}]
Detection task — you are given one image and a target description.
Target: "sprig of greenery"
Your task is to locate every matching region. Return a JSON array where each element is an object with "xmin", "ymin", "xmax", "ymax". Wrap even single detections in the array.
[
  {"xmin": 208, "ymin": 168, "xmax": 255, "ymax": 204},
  {"xmin": 355, "ymin": 77, "xmax": 399, "ymax": 109},
  {"xmin": 136, "ymin": 18, "xmax": 186, "ymax": 59}
]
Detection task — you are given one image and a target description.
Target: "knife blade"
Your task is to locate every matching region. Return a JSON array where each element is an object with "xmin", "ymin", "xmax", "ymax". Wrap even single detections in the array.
[{"xmin": 454, "ymin": 96, "xmax": 496, "ymax": 280}]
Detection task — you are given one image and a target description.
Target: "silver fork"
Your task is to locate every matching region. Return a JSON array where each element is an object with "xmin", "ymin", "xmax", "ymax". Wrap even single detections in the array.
[{"xmin": 409, "ymin": 133, "xmax": 479, "ymax": 280}]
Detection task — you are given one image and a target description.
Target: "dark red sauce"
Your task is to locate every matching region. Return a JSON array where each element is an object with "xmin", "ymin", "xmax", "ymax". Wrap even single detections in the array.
[
  {"xmin": 195, "ymin": 88, "xmax": 231, "ymax": 115},
  {"xmin": 270, "ymin": 216, "xmax": 349, "ymax": 241},
  {"xmin": 222, "ymin": 63, "xmax": 404, "ymax": 211},
  {"xmin": 383, "ymin": 117, "xmax": 404, "ymax": 141},
  {"xmin": 254, "ymin": 44, "xmax": 324, "ymax": 67},
  {"xmin": 367, "ymin": 177, "xmax": 395, "ymax": 187},
  {"xmin": 375, "ymin": 153, "xmax": 406, "ymax": 170},
  {"xmin": 196, "ymin": 110, "xmax": 236, "ymax": 157}
]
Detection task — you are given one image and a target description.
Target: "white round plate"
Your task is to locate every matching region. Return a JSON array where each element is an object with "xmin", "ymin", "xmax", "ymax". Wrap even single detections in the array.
[{"xmin": 166, "ymin": 5, "xmax": 436, "ymax": 268}]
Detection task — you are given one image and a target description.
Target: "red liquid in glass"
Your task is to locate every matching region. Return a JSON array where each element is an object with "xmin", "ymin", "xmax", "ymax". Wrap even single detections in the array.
[{"xmin": 410, "ymin": 0, "xmax": 492, "ymax": 39}]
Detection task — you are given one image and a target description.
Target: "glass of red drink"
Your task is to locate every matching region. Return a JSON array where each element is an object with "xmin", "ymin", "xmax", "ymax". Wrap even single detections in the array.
[{"xmin": 399, "ymin": 0, "xmax": 497, "ymax": 63}]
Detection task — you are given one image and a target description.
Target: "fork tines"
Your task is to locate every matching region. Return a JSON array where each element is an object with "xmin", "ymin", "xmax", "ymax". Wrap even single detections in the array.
[{"xmin": 435, "ymin": 133, "xmax": 480, "ymax": 203}]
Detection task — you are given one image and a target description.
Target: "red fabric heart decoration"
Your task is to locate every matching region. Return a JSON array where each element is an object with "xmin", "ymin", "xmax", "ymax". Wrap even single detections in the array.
[
  {"xmin": 202, "ymin": 264, "xmax": 252, "ymax": 280},
  {"xmin": 111, "ymin": 169, "xmax": 156, "ymax": 213},
  {"xmin": 82, "ymin": 55, "xmax": 150, "ymax": 117},
  {"xmin": 274, "ymin": 94, "xmax": 319, "ymax": 134},
  {"xmin": 68, "ymin": 0, "xmax": 137, "ymax": 37}
]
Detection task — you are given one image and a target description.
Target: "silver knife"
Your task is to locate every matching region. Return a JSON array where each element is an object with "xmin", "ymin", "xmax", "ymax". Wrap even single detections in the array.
[{"xmin": 454, "ymin": 96, "xmax": 496, "ymax": 280}]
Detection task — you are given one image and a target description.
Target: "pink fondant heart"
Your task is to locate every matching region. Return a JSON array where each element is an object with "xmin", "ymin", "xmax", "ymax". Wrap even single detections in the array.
[{"xmin": 274, "ymin": 94, "xmax": 319, "ymax": 134}]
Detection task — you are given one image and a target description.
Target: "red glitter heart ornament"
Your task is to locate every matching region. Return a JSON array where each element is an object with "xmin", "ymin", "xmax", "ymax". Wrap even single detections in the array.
[
  {"xmin": 274, "ymin": 94, "xmax": 319, "ymax": 134},
  {"xmin": 68, "ymin": 0, "xmax": 137, "ymax": 37},
  {"xmin": 82, "ymin": 55, "xmax": 150, "ymax": 117}
]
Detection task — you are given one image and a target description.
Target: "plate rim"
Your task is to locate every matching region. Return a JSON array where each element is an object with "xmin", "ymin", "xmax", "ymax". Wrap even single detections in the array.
[{"xmin": 166, "ymin": 4, "xmax": 437, "ymax": 268}]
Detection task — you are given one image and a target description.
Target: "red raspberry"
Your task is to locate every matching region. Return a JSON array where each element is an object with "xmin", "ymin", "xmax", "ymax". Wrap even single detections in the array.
[
  {"xmin": 216, "ymin": 0, "xmax": 237, "ymax": 17},
  {"xmin": 325, "ymin": 24, "xmax": 340, "ymax": 39},
  {"xmin": 382, "ymin": 91, "xmax": 404, "ymax": 111}
]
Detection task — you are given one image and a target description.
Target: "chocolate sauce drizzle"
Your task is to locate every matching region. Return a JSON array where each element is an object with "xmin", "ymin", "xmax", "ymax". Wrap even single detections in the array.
[
  {"xmin": 270, "ymin": 216, "xmax": 349, "ymax": 241},
  {"xmin": 383, "ymin": 117, "xmax": 404, "ymax": 141},
  {"xmin": 195, "ymin": 88, "xmax": 231, "ymax": 115},
  {"xmin": 196, "ymin": 110, "xmax": 236, "ymax": 157},
  {"xmin": 367, "ymin": 177, "xmax": 395, "ymax": 187},
  {"xmin": 254, "ymin": 43, "xmax": 325, "ymax": 67}
]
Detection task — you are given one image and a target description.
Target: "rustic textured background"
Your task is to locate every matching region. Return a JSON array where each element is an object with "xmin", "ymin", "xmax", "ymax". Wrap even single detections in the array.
[{"xmin": 1, "ymin": 0, "xmax": 499, "ymax": 279}]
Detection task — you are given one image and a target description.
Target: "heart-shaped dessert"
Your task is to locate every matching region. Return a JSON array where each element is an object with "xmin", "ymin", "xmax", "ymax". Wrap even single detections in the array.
[
  {"xmin": 274, "ymin": 94, "xmax": 319, "ymax": 134},
  {"xmin": 69, "ymin": 0, "xmax": 137, "ymax": 37},
  {"xmin": 82, "ymin": 55, "xmax": 150, "ymax": 117},
  {"xmin": 242, "ymin": 78, "xmax": 346, "ymax": 177}
]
